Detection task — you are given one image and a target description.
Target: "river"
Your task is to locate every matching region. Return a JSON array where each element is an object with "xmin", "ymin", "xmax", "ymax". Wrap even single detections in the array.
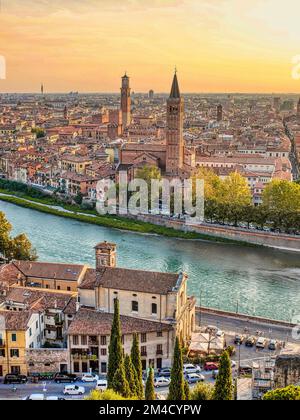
[{"xmin": 1, "ymin": 200, "xmax": 300, "ymax": 322}]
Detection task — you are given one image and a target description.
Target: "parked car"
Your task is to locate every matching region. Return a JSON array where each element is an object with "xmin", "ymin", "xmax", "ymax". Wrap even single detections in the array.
[
  {"xmin": 245, "ymin": 336, "xmax": 256, "ymax": 347},
  {"xmin": 4, "ymin": 374, "xmax": 27, "ymax": 384},
  {"xmin": 234, "ymin": 335, "xmax": 245, "ymax": 345},
  {"xmin": 186, "ymin": 373, "xmax": 205, "ymax": 384},
  {"xmin": 268, "ymin": 339, "xmax": 277, "ymax": 351},
  {"xmin": 183, "ymin": 364, "xmax": 201, "ymax": 374},
  {"xmin": 46, "ymin": 396, "xmax": 65, "ymax": 400},
  {"xmin": 256, "ymin": 337, "xmax": 267, "ymax": 349},
  {"xmin": 154, "ymin": 377, "xmax": 171, "ymax": 388},
  {"xmin": 158, "ymin": 368, "xmax": 172, "ymax": 377},
  {"xmin": 81, "ymin": 373, "xmax": 98, "ymax": 383},
  {"xmin": 216, "ymin": 330, "xmax": 225, "ymax": 338},
  {"xmin": 204, "ymin": 362, "xmax": 219, "ymax": 371},
  {"xmin": 54, "ymin": 373, "xmax": 77, "ymax": 384},
  {"xmin": 95, "ymin": 379, "xmax": 108, "ymax": 391},
  {"xmin": 63, "ymin": 385, "xmax": 85, "ymax": 396},
  {"xmin": 231, "ymin": 360, "xmax": 237, "ymax": 368}
]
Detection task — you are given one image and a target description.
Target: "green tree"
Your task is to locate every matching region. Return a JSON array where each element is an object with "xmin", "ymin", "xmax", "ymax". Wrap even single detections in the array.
[
  {"xmin": 213, "ymin": 350, "xmax": 233, "ymax": 400},
  {"xmin": 124, "ymin": 354, "xmax": 137, "ymax": 397},
  {"xmin": 8, "ymin": 234, "xmax": 37, "ymax": 261},
  {"xmin": 191, "ymin": 382, "xmax": 214, "ymax": 401},
  {"xmin": 0, "ymin": 211, "xmax": 12, "ymax": 256},
  {"xmin": 131, "ymin": 333, "xmax": 144, "ymax": 400},
  {"xmin": 263, "ymin": 179, "xmax": 300, "ymax": 214},
  {"xmin": 136, "ymin": 165, "xmax": 162, "ymax": 188},
  {"xmin": 0, "ymin": 212, "xmax": 37, "ymax": 261},
  {"xmin": 107, "ymin": 298, "xmax": 124, "ymax": 389},
  {"xmin": 184, "ymin": 380, "xmax": 191, "ymax": 401},
  {"xmin": 112, "ymin": 367, "xmax": 130, "ymax": 398},
  {"xmin": 263, "ymin": 385, "xmax": 300, "ymax": 400},
  {"xmin": 145, "ymin": 368, "xmax": 156, "ymax": 401},
  {"xmin": 168, "ymin": 337, "xmax": 185, "ymax": 400},
  {"xmin": 222, "ymin": 172, "xmax": 252, "ymax": 208}
]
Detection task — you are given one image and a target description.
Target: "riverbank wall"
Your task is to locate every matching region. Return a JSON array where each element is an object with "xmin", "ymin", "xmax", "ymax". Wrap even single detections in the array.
[
  {"xmin": 126, "ymin": 214, "xmax": 300, "ymax": 253},
  {"xmin": 196, "ymin": 306, "xmax": 297, "ymax": 328}
]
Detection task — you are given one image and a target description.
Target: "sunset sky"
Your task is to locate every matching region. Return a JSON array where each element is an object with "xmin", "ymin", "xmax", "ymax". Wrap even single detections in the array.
[{"xmin": 1, "ymin": 0, "xmax": 300, "ymax": 93}]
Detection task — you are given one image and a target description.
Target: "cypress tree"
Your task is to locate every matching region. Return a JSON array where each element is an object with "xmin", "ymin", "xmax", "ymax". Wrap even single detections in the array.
[
  {"xmin": 213, "ymin": 350, "xmax": 233, "ymax": 400},
  {"xmin": 131, "ymin": 333, "xmax": 144, "ymax": 399},
  {"xmin": 145, "ymin": 368, "xmax": 156, "ymax": 401},
  {"xmin": 184, "ymin": 380, "xmax": 191, "ymax": 401},
  {"xmin": 124, "ymin": 354, "xmax": 137, "ymax": 397},
  {"xmin": 168, "ymin": 337, "xmax": 185, "ymax": 400},
  {"xmin": 112, "ymin": 367, "xmax": 130, "ymax": 398},
  {"xmin": 107, "ymin": 298, "xmax": 123, "ymax": 389}
]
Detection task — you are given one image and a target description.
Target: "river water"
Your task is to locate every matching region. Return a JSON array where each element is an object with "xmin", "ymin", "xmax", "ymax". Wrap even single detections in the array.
[{"xmin": 1, "ymin": 200, "xmax": 300, "ymax": 322}]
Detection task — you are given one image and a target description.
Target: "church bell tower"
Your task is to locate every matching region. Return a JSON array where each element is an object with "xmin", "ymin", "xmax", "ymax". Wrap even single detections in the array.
[
  {"xmin": 120, "ymin": 73, "xmax": 131, "ymax": 129},
  {"xmin": 166, "ymin": 71, "xmax": 184, "ymax": 176}
]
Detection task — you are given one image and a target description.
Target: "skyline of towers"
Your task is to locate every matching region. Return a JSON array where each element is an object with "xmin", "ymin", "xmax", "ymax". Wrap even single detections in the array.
[
  {"xmin": 120, "ymin": 73, "xmax": 131, "ymax": 130},
  {"xmin": 166, "ymin": 71, "xmax": 184, "ymax": 176}
]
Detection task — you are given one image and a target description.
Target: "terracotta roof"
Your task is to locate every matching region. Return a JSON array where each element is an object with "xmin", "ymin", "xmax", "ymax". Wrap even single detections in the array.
[
  {"xmin": 68, "ymin": 308, "xmax": 173, "ymax": 336},
  {"xmin": 79, "ymin": 267, "xmax": 181, "ymax": 295},
  {"xmin": 94, "ymin": 242, "xmax": 116, "ymax": 251},
  {"xmin": 0, "ymin": 310, "xmax": 32, "ymax": 331},
  {"xmin": 0, "ymin": 263, "xmax": 22, "ymax": 286},
  {"xmin": 12, "ymin": 261, "xmax": 85, "ymax": 282}
]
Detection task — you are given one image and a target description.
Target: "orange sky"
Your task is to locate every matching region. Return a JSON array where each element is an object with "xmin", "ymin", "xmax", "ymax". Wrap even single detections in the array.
[{"xmin": 0, "ymin": 0, "xmax": 300, "ymax": 93}]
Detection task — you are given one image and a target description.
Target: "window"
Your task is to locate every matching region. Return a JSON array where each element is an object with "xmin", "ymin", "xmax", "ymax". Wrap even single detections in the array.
[
  {"xmin": 10, "ymin": 349, "xmax": 19, "ymax": 358},
  {"xmin": 132, "ymin": 301, "xmax": 138, "ymax": 312},
  {"xmin": 141, "ymin": 333, "xmax": 147, "ymax": 343},
  {"xmin": 100, "ymin": 336, "xmax": 107, "ymax": 346},
  {"xmin": 11, "ymin": 333, "xmax": 17, "ymax": 342},
  {"xmin": 101, "ymin": 348, "xmax": 107, "ymax": 356},
  {"xmin": 29, "ymin": 328, "xmax": 32, "ymax": 337},
  {"xmin": 0, "ymin": 349, "xmax": 5, "ymax": 357},
  {"xmin": 157, "ymin": 331, "xmax": 163, "ymax": 338},
  {"xmin": 73, "ymin": 362, "xmax": 80, "ymax": 373},
  {"xmin": 73, "ymin": 335, "xmax": 79, "ymax": 345},
  {"xmin": 57, "ymin": 286, "xmax": 61, "ymax": 290},
  {"xmin": 141, "ymin": 346, "xmax": 147, "ymax": 356},
  {"xmin": 67, "ymin": 287, "xmax": 71, "ymax": 292},
  {"xmin": 81, "ymin": 336, "xmax": 87, "ymax": 346},
  {"xmin": 157, "ymin": 344, "xmax": 163, "ymax": 355},
  {"xmin": 152, "ymin": 303, "xmax": 157, "ymax": 315},
  {"xmin": 82, "ymin": 362, "xmax": 88, "ymax": 373},
  {"xmin": 101, "ymin": 363, "xmax": 107, "ymax": 374},
  {"xmin": 36, "ymin": 321, "xmax": 39, "ymax": 329}
]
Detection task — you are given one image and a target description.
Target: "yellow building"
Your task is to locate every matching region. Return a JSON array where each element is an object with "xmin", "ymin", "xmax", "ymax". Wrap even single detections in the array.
[{"xmin": 0, "ymin": 311, "xmax": 40, "ymax": 377}]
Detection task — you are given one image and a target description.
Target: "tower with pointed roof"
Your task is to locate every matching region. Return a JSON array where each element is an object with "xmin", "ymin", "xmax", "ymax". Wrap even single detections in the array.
[
  {"xmin": 297, "ymin": 98, "xmax": 300, "ymax": 118},
  {"xmin": 120, "ymin": 73, "xmax": 131, "ymax": 130},
  {"xmin": 166, "ymin": 71, "xmax": 184, "ymax": 176}
]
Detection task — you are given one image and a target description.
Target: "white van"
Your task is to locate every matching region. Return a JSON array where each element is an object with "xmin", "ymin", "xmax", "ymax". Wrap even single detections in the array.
[
  {"xmin": 95, "ymin": 379, "xmax": 108, "ymax": 391},
  {"xmin": 63, "ymin": 385, "xmax": 85, "ymax": 396}
]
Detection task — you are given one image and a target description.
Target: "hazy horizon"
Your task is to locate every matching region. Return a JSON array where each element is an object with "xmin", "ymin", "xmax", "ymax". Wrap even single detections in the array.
[{"xmin": 1, "ymin": 0, "xmax": 300, "ymax": 93}]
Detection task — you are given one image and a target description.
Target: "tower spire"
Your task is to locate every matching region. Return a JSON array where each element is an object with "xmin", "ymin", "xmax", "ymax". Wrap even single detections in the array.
[{"xmin": 170, "ymin": 70, "xmax": 180, "ymax": 99}]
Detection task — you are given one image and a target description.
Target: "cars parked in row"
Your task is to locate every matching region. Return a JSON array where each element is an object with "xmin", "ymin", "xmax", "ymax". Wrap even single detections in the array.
[{"xmin": 23, "ymin": 394, "xmax": 65, "ymax": 401}]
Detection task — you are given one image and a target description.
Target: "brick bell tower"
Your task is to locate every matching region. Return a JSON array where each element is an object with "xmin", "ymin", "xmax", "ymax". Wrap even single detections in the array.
[
  {"xmin": 95, "ymin": 241, "xmax": 117, "ymax": 270},
  {"xmin": 297, "ymin": 98, "xmax": 300, "ymax": 118},
  {"xmin": 120, "ymin": 73, "xmax": 131, "ymax": 129},
  {"xmin": 166, "ymin": 70, "xmax": 184, "ymax": 176}
]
